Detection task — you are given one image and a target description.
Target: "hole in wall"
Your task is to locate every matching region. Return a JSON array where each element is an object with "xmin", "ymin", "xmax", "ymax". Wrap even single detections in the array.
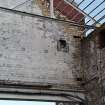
[
  {"xmin": 76, "ymin": 78, "xmax": 83, "ymax": 81},
  {"xmin": 73, "ymin": 36, "xmax": 81, "ymax": 38},
  {"xmin": 57, "ymin": 39, "xmax": 69, "ymax": 52},
  {"xmin": 59, "ymin": 39, "xmax": 67, "ymax": 48}
]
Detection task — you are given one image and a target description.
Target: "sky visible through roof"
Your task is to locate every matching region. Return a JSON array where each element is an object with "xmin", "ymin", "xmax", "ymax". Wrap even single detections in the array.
[
  {"xmin": 71, "ymin": 0, "xmax": 105, "ymax": 36},
  {"xmin": 74, "ymin": 0, "xmax": 105, "ymax": 25}
]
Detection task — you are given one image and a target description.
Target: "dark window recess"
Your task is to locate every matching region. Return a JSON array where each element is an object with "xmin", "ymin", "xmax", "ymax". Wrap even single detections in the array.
[
  {"xmin": 76, "ymin": 78, "xmax": 83, "ymax": 81},
  {"xmin": 99, "ymin": 29, "xmax": 105, "ymax": 49},
  {"xmin": 73, "ymin": 35, "xmax": 81, "ymax": 38},
  {"xmin": 57, "ymin": 39, "xmax": 69, "ymax": 52}
]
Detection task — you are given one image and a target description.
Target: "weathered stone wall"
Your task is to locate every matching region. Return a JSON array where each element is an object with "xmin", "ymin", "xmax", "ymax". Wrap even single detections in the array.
[
  {"xmin": 81, "ymin": 26, "xmax": 105, "ymax": 105},
  {"xmin": 82, "ymin": 38, "xmax": 102, "ymax": 105},
  {"xmin": 0, "ymin": 0, "xmax": 86, "ymax": 103},
  {"xmin": 0, "ymin": 1, "xmax": 83, "ymax": 90}
]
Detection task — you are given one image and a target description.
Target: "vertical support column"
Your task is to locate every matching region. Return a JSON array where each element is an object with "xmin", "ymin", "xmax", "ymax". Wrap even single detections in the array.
[{"xmin": 50, "ymin": 0, "xmax": 55, "ymax": 18}]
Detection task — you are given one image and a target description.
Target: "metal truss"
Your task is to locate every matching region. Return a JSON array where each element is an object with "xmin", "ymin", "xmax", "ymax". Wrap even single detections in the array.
[
  {"xmin": 0, "ymin": 0, "xmax": 104, "ymax": 36},
  {"xmin": 13, "ymin": 0, "xmax": 105, "ymax": 27},
  {"xmin": 56, "ymin": 0, "xmax": 105, "ymax": 35},
  {"xmin": 0, "ymin": 6, "xmax": 94, "ymax": 29}
]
